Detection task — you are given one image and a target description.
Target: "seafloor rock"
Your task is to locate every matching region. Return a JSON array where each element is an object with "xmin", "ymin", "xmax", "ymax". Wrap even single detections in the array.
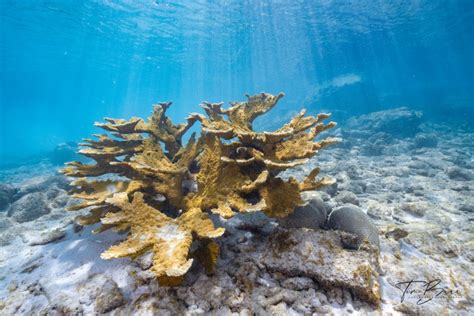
[
  {"xmin": 7, "ymin": 192, "xmax": 51, "ymax": 222},
  {"xmin": 15, "ymin": 175, "xmax": 69, "ymax": 198},
  {"xmin": 384, "ymin": 227, "xmax": 409, "ymax": 241},
  {"xmin": 334, "ymin": 190, "xmax": 359, "ymax": 206},
  {"xmin": 446, "ymin": 166, "xmax": 473, "ymax": 181},
  {"xmin": 0, "ymin": 183, "xmax": 17, "ymax": 212},
  {"xmin": 0, "ymin": 230, "xmax": 18, "ymax": 246},
  {"xmin": 404, "ymin": 229, "xmax": 461, "ymax": 259},
  {"xmin": 346, "ymin": 107, "xmax": 422, "ymax": 138},
  {"xmin": 400, "ymin": 201, "xmax": 429, "ymax": 217},
  {"xmin": 94, "ymin": 281, "xmax": 127, "ymax": 314},
  {"xmin": 260, "ymin": 228, "xmax": 381, "ymax": 306},
  {"xmin": 281, "ymin": 277, "xmax": 317, "ymax": 291},
  {"xmin": 50, "ymin": 192, "xmax": 70, "ymax": 209},
  {"xmin": 366, "ymin": 200, "xmax": 393, "ymax": 221},
  {"xmin": 458, "ymin": 202, "xmax": 473, "ymax": 213},
  {"xmin": 24, "ymin": 228, "xmax": 67, "ymax": 246},
  {"xmin": 279, "ymin": 196, "xmax": 327, "ymax": 229},
  {"xmin": 327, "ymin": 204, "xmax": 380, "ymax": 249},
  {"xmin": 77, "ymin": 274, "xmax": 126, "ymax": 314},
  {"xmin": 360, "ymin": 132, "xmax": 393, "ymax": 156},
  {"xmin": 412, "ymin": 133, "xmax": 438, "ymax": 148},
  {"xmin": 0, "ymin": 216, "xmax": 14, "ymax": 231}
]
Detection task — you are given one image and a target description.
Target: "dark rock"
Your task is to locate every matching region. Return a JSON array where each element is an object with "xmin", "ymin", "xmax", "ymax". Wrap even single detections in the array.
[
  {"xmin": 78, "ymin": 275, "xmax": 126, "ymax": 314},
  {"xmin": 360, "ymin": 132, "xmax": 393, "ymax": 156},
  {"xmin": 462, "ymin": 243, "xmax": 474, "ymax": 262},
  {"xmin": 404, "ymin": 232, "xmax": 460, "ymax": 259},
  {"xmin": 0, "ymin": 183, "xmax": 17, "ymax": 211},
  {"xmin": 135, "ymin": 251, "xmax": 154, "ymax": 270},
  {"xmin": 95, "ymin": 280, "xmax": 127, "ymax": 314},
  {"xmin": 452, "ymin": 154, "xmax": 472, "ymax": 169},
  {"xmin": 15, "ymin": 175, "xmax": 70, "ymax": 198},
  {"xmin": 45, "ymin": 187, "xmax": 62, "ymax": 199},
  {"xmin": 446, "ymin": 166, "xmax": 473, "ymax": 181},
  {"xmin": 369, "ymin": 132, "xmax": 392, "ymax": 145},
  {"xmin": 73, "ymin": 221, "xmax": 84, "ymax": 233},
  {"xmin": 0, "ymin": 216, "xmax": 14, "ymax": 231},
  {"xmin": 21, "ymin": 263, "xmax": 40, "ymax": 274},
  {"xmin": 51, "ymin": 193, "xmax": 69, "ymax": 208},
  {"xmin": 327, "ymin": 205, "xmax": 380, "ymax": 250},
  {"xmin": 281, "ymin": 277, "xmax": 316, "ymax": 291},
  {"xmin": 279, "ymin": 197, "xmax": 327, "ymax": 229},
  {"xmin": 334, "ymin": 191, "xmax": 359, "ymax": 206},
  {"xmin": 233, "ymin": 211, "xmax": 274, "ymax": 235},
  {"xmin": 19, "ymin": 253, "xmax": 44, "ymax": 274},
  {"xmin": 340, "ymin": 231, "xmax": 376, "ymax": 250},
  {"xmin": 0, "ymin": 230, "xmax": 18, "ymax": 246},
  {"xmin": 360, "ymin": 144, "xmax": 383, "ymax": 157},
  {"xmin": 385, "ymin": 227, "xmax": 409, "ymax": 241},
  {"xmin": 7, "ymin": 192, "xmax": 51, "ymax": 222},
  {"xmin": 349, "ymin": 181, "xmax": 367, "ymax": 194},
  {"xmin": 412, "ymin": 134, "xmax": 438, "ymax": 148},
  {"xmin": 400, "ymin": 202, "xmax": 428, "ymax": 217},
  {"xmin": 261, "ymin": 229, "xmax": 381, "ymax": 306},
  {"xmin": 347, "ymin": 107, "xmax": 423, "ymax": 138},
  {"xmin": 458, "ymin": 203, "xmax": 473, "ymax": 213}
]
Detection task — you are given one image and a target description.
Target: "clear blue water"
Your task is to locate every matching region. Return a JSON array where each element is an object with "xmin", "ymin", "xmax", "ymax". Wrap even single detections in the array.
[{"xmin": 1, "ymin": 0, "xmax": 473, "ymax": 162}]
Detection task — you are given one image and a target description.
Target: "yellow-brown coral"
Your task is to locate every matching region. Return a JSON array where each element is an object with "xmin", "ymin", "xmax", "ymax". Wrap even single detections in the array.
[{"xmin": 63, "ymin": 92, "xmax": 337, "ymax": 284}]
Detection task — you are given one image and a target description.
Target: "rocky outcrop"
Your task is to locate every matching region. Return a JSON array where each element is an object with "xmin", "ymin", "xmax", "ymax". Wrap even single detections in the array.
[
  {"xmin": 0, "ymin": 184, "xmax": 17, "ymax": 212},
  {"xmin": 346, "ymin": 107, "xmax": 423, "ymax": 138},
  {"xmin": 260, "ymin": 228, "xmax": 381, "ymax": 306},
  {"xmin": 15, "ymin": 175, "xmax": 69, "ymax": 198},
  {"xmin": 77, "ymin": 275, "xmax": 126, "ymax": 314},
  {"xmin": 7, "ymin": 192, "xmax": 51, "ymax": 223},
  {"xmin": 446, "ymin": 166, "xmax": 473, "ymax": 181},
  {"xmin": 412, "ymin": 133, "xmax": 438, "ymax": 148},
  {"xmin": 24, "ymin": 228, "xmax": 67, "ymax": 246}
]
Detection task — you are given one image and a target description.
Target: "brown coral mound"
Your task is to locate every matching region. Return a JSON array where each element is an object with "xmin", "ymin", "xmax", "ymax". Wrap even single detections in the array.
[{"xmin": 63, "ymin": 92, "xmax": 337, "ymax": 284}]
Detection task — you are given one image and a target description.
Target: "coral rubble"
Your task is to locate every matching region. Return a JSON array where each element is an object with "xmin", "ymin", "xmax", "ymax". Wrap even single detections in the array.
[{"xmin": 62, "ymin": 93, "xmax": 337, "ymax": 283}]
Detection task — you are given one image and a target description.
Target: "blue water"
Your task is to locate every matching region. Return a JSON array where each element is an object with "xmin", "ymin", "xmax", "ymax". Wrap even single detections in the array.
[{"xmin": 1, "ymin": 1, "xmax": 473, "ymax": 162}]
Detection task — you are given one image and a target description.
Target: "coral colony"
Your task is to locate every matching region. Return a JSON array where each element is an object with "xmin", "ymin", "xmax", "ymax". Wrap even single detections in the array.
[{"xmin": 62, "ymin": 93, "xmax": 338, "ymax": 285}]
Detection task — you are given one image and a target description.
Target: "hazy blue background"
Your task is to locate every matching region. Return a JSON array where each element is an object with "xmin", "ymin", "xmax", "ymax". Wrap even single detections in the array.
[{"xmin": 1, "ymin": 0, "xmax": 473, "ymax": 162}]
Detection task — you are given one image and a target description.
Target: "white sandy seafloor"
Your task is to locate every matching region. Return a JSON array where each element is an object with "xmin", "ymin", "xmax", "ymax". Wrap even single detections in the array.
[{"xmin": 0, "ymin": 113, "xmax": 472, "ymax": 315}]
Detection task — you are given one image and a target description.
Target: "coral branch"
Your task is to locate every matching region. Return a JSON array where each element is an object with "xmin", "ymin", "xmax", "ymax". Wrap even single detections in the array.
[
  {"xmin": 63, "ymin": 92, "xmax": 337, "ymax": 283},
  {"xmin": 101, "ymin": 192, "xmax": 224, "ymax": 282}
]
